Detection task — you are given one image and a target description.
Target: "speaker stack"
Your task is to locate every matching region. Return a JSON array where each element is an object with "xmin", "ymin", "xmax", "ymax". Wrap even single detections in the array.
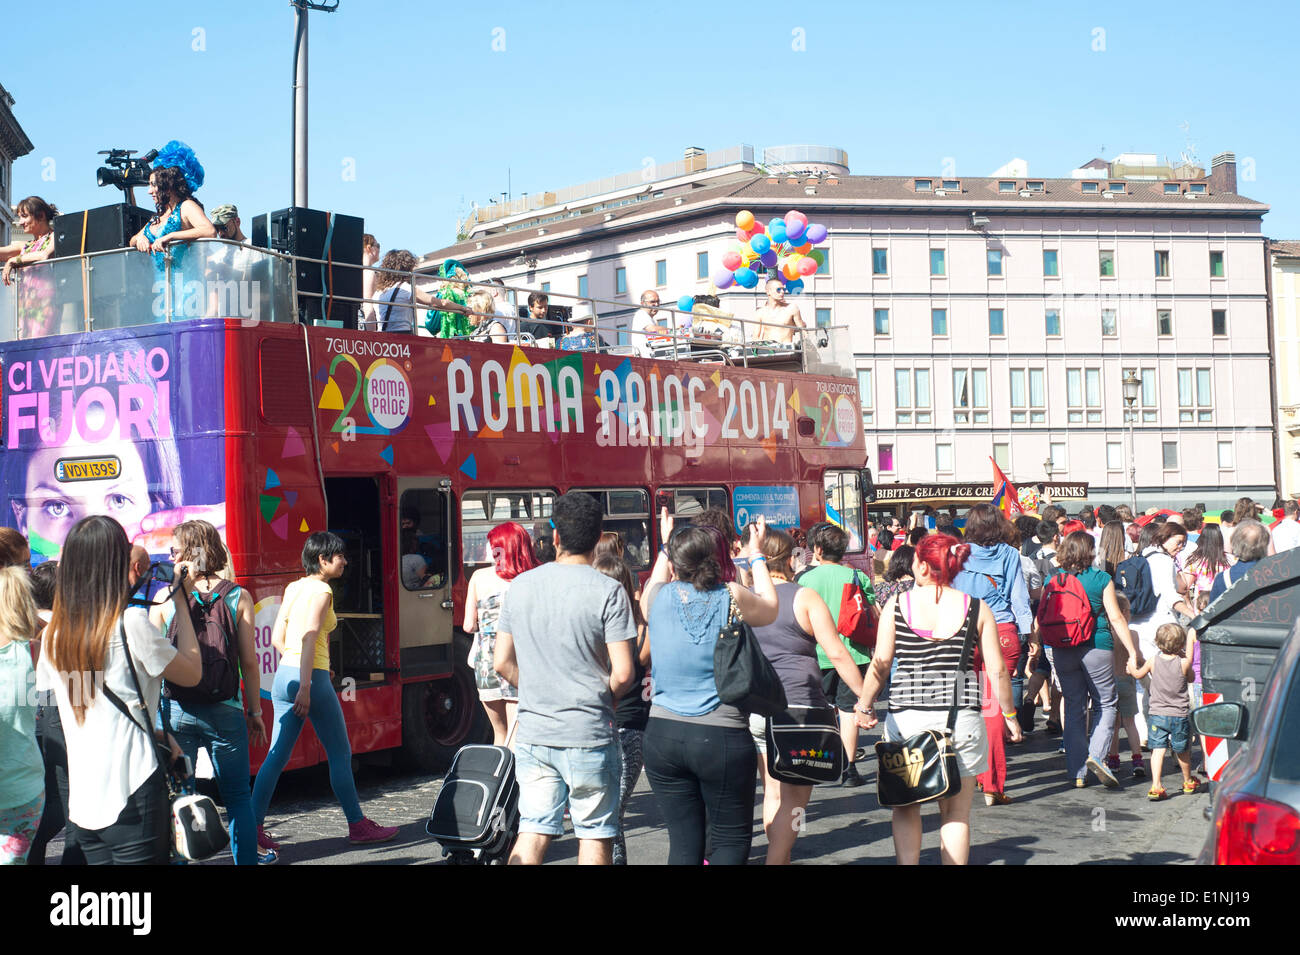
[{"xmin": 252, "ymin": 207, "xmax": 364, "ymax": 327}]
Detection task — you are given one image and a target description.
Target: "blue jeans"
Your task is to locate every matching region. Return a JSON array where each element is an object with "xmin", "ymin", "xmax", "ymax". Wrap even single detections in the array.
[
  {"xmin": 1054, "ymin": 644, "xmax": 1118, "ymax": 780},
  {"xmin": 252, "ymin": 667, "xmax": 362, "ymax": 826},
  {"xmin": 161, "ymin": 698, "xmax": 257, "ymax": 865}
]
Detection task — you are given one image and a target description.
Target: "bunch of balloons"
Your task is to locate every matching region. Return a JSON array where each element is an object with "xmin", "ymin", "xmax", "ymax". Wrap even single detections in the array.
[{"xmin": 711, "ymin": 209, "xmax": 829, "ymax": 293}]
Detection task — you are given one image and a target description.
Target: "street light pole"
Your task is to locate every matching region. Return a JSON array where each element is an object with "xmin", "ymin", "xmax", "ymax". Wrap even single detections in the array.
[
  {"xmin": 1122, "ymin": 370, "xmax": 1141, "ymax": 515},
  {"xmin": 290, "ymin": 1, "xmax": 339, "ymax": 209}
]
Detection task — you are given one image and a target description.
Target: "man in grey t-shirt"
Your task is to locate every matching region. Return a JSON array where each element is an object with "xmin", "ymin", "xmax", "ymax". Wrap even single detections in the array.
[{"xmin": 495, "ymin": 492, "xmax": 636, "ymax": 865}]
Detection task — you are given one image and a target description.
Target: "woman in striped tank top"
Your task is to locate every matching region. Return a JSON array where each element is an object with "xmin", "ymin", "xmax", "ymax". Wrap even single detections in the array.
[{"xmin": 854, "ymin": 534, "xmax": 1021, "ymax": 865}]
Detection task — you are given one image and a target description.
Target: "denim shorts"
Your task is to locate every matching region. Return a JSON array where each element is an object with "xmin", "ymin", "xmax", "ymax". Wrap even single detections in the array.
[
  {"xmin": 516, "ymin": 740, "xmax": 620, "ymax": 839},
  {"xmin": 1147, "ymin": 714, "xmax": 1191, "ymax": 754}
]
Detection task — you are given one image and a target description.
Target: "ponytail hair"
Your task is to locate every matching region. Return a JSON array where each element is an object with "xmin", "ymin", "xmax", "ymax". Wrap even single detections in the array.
[{"xmin": 914, "ymin": 533, "xmax": 970, "ymax": 597}]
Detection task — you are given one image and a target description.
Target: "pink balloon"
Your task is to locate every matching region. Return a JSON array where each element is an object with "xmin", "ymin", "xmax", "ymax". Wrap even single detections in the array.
[
  {"xmin": 750, "ymin": 220, "xmax": 765, "ymax": 237},
  {"xmin": 785, "ymin": 210, "xmax": 807, "ymax": 231},
  {"xmin": 735, "ymin": 228, "xmax": 749, "ymax": 242},
  {"xmin": 722, "ymin": 251, "xmax": 742, "ymax": 271},
  {"xmin": 797, "ymin": 256, "xmax": 818, "ymax": 276}
]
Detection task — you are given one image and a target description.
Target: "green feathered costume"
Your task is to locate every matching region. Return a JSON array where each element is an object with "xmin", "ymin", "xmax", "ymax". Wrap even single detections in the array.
[{"xmin": 425, "ymin": 258, "xmax": 471, "ymax": 338}]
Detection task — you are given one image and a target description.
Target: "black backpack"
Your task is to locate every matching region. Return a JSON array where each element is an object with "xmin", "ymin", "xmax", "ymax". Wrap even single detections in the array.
[
  {"xmin": 1114, "ymin": 554, "xmax": 1158, "ymax": 618},
  {"xmin": 164, "ymin": 580, "xmax": 242, "ymax": 704}
]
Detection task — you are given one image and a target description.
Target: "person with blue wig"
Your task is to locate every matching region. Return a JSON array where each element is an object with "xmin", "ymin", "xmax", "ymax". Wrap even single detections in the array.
[{"xmin": 129, "ymin": 141, "xmax": 216, "ymax": 308}]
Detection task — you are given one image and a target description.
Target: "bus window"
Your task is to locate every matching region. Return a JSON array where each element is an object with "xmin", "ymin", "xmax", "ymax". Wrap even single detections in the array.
[
  {"xmin": 576, "ymin": 488, "xmax": 651, "ymax": 570},
  {"xmin": 654, "ymin": 486, "xmax": 728, "ymax": 521},
  {"xmin": 824, "ymin": 470, "xmax": 865, "ymax": 553},
  {"xmin": 400, "ymin": 489, "xmax": 451, "ymax": 590},
  {"xmin": 460, "ymin": 489, "xmax": 556, "ymax": 576}
]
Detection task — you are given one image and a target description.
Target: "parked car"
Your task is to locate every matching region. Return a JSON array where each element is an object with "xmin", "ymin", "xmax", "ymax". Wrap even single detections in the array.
[{"xmin": 1192, "ymin": 616, "xmax": 1300, "ymax": 864}]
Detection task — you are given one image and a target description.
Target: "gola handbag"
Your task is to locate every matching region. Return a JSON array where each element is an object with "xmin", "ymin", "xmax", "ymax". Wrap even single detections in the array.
[
  {"xmin": 713, "ymin": 595, "xmax": 788, "ymax": 718},
  {"xmin": 765, "ymin": 705, "xmax": 844, "ymax": 784},
  {"xmin": 874, "ymin": 600, "xmax": 978, "ymax": 808}
]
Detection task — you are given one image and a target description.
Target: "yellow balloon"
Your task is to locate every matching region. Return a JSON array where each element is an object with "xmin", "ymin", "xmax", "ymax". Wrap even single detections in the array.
[{"xmin": 735, "ymin": 210, "xmax": 755, "ymax": 231}]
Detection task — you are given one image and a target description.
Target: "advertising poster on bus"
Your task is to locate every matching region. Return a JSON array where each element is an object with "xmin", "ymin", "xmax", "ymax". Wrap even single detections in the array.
[{"xmin": 1, "ymin": 327, "xmax": 227, "ymax": 563}]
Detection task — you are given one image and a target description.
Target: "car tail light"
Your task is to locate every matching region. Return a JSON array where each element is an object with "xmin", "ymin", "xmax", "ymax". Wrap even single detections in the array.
[{"xmin": 1215, "ymin": 793, "xmax": 1300, "ymax": 865}]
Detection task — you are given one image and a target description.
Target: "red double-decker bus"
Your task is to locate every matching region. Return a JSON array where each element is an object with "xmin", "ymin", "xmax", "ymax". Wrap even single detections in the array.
[{"xmin": 1, "ymin": 241, "xmax": 872, "ymax": 771}]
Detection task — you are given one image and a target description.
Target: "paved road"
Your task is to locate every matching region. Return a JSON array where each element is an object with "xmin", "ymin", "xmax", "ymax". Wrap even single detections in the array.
[{"xmin": 39, "ymin": 716, "xmax": 1209, "ymax": 865}]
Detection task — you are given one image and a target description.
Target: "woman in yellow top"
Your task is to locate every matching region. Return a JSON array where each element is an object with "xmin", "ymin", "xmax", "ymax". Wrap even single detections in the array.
[{"xmin": 251, "ymin": 533, "xmax": 399, "ymax": 848}]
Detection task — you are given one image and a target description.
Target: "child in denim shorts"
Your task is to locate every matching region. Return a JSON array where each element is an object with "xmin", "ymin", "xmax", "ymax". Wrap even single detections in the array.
[{"xmin": 1132, "ymin": 623, "xmax": 1198, "ymax": 800}]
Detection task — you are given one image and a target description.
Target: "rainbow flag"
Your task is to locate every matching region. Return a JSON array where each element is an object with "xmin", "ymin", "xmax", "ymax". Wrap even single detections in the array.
[{"xmin": 991, "ymin": 457, "xmax": 1023, "ymax": 519}]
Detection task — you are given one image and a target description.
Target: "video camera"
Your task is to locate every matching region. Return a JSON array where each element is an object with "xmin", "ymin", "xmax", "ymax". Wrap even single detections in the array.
[{"xmin": 95, "ymin": 147, "xmax": 159, "ymax": 193}]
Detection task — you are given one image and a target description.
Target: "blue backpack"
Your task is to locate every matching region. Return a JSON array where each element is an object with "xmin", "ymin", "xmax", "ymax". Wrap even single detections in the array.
[{"xmin": 1115, "ymin": 555, "xmax": 1157, "ymax": 617}]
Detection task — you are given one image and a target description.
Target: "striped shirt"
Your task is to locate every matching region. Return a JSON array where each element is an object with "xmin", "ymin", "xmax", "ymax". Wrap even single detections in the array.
[{"xmin": 888, "ymin": 591, "xmax": 982, "ymax": 713}]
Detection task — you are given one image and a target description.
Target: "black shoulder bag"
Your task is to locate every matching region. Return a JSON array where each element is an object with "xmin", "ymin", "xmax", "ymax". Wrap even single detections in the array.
[
  {"xmin": 713, "ymin": 591, "xmax": 788, "ymax": 717},
  {"xmin": 874, "ymin": 597, "xmax": 979, "ymax": 807}
]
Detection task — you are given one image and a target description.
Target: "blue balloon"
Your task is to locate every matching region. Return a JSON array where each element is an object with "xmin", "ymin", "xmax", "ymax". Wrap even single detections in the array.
[
  {"xmin": 785, "ymin": 219, "xmax": 806, "ymax": 242},
  {"xmin": 734, "ymin": 267, "xmax": 759, "ymax": 288},
  {"xmin": 749, "ymin": 234, "xmax": 771, "ymax": 255},
  {"xmin": 786, "ymin": 278, "xmax": 805, "ymax": 294},
  {"xmin": 676, "ymin": 295, "xmax": 696, "ymax": 313},
  {"xmin": 769, "ymin": 225, "xmax": 788, "ymax": 246},
  {"xmin": 769, "ymin": 217, "xmax": 786, "ymax": 233}
]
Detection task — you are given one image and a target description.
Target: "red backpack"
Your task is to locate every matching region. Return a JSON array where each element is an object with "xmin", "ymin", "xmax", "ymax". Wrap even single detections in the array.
[
  {"xmin": 1036, "ymin": 572, "xmax": 1095, "ymax": 649},
  {"xmin": 837, "ymin": 571, "xmax": 879, "ymax": 654}
]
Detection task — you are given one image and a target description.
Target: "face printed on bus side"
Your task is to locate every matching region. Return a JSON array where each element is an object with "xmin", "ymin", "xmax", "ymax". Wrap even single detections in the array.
[{"xmin": 15, "ymin": 439, "xmax": 153, "ymax": 558}]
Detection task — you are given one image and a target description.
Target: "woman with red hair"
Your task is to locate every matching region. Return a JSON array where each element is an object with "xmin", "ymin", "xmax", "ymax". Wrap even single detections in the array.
[
  {"xmin": 855, "ymin": 534, "xmax": 1020, "ymax": 865},
  {"xmin": 464, "ymin": 522, "xmax": 540, "ymax": 744}
]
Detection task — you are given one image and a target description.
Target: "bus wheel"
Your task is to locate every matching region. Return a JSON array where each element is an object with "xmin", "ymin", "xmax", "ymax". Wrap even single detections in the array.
[{"xmin": 399, "ymin": 638, "xmax": 489, "ymax": 772}]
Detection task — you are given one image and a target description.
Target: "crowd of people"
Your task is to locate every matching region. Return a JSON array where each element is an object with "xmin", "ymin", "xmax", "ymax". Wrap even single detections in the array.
[{"xmin": 1, "ymin": 491, "xmax": 1290, "ymax": 866}]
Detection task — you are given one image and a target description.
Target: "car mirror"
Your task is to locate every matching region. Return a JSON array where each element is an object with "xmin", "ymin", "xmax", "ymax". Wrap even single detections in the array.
[{"xmin": 1192, "ymin": 702, "xmax": 1248, "ymax": 741}]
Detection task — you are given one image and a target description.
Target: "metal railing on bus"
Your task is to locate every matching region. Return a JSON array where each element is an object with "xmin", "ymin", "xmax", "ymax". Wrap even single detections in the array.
[{"xmin": 3, "ymin": 239, "xmax": 855, "ymax": 377}]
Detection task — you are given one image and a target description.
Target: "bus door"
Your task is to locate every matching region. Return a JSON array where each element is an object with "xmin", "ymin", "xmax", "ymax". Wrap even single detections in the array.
[
  {"xmin": 323, "ymin": 476, "xmax": 389, "ymax": 692},
  {"xmin": 824, "ymin": 468, "xmax": 868, "ymax": 563},
  {"xmin": 395, "ymin": 477, "xmax": 454, "ymax": 678}
]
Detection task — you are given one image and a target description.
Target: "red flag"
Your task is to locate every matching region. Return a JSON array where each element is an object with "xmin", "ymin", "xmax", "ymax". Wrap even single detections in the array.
[{"xmin": 990, "ymin": 457, "xmax": 1023, "ymax": 519}]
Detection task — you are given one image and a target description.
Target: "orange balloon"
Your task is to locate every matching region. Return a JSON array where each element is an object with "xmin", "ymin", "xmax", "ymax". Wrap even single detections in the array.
[
  {"xmin": 782, "ymin": 261, "xmax": 800, "ymax": 280},
  {"xmin": 796, "ymin": 242, "xmax": 812, "ymax": 255},
  {"xmin": 735, "ymin": 210, "xmax": 755, "ymax": 231}
]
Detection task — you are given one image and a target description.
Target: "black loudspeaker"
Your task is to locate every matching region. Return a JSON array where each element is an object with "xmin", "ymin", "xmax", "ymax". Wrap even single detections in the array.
[
  {"xmin": 516, "ymin": 303, "xmax": 572, "ymax": 341},
  {"xmin": 252, "ymin": 207, "xmax": 363, "ymax": 327},
  {"xmin": 53, "ymin": 204, "xmax": 153, "ymax": 256}
]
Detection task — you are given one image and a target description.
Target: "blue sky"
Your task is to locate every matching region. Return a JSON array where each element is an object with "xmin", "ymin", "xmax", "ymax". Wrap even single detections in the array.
[{"xmin": 10, "ymin": 0, "xmax": 1296, "ymax": 254}]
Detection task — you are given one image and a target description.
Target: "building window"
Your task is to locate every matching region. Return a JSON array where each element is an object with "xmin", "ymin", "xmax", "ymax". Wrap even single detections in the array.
[
  {"xmin": 815, "ymin": 308, "xmax": 831, "ymax": 329},
  {"xmin": 1218, "ymin": 441, "xmax": 1233, "ymax": 469},
  {"xmin": 998, "ymin": 180, "xmax": 1016, "ymax": 193},
  {"xmin": 1157, "ymin": 309, "xmax": 1173, "ymax": 337},
  {"xmin": 936, "ymin": 443, "xmax": 954, "ymax": 472},
  {"xmin": 872, "ymin": 248, "xmax": 888, "ymax": 275},
  {"xmin": 1045, "ymin": 308, "xmax": 1061, "ymax": 337},
  {"xmin": 1162, "ymin": 441, "xmax": 1178, "ymax": 470},
  {"xmin": 1189, "ymin": 183, "xmax": 1207, "ymax": 195},
  {"xmin": 541, "ymin": 281, "xmax": 550, "ymax": 294},
  {"xmin": 857, "ymin": 369, "xmax": 873, "ymax": 425},
  {"xmin": 1010, "ymin": 368, "xmax": 1046, "ymax": 424},
  {"xmin": 1067, "ymin": 368, "xmax": 1102, "ymax": 423},
  {"xmin": 931, "ymin": 308, "xmax": 948, "ymax": 336},
  {"xmin": 878, "ymin": 444, "xmax": 895, "ymax": 472},
  {"xmin": 930, "ymin": 249, "xmax": 946, "ymax": 276},
  {"xmin": 894, "ymin": 368, "xmax": 931, "ymax": 425},
  {"xmin": 1155, "ymin": 250, "xmax": 1170, "ymax": 277},
  {"xmin": 1212, "ymin": 308, "xmax": 1227, "ymax": 336},
  {"xmin": 577, "ymin": 274, "xmax": 588, "ymax": 298},
  {"xmin": 1178, "ymin": 368, "xmax": 1213, "ymax": 423},
  {"xmin": 987, "ymin": 249, "xmax": 1003, "ymax": 276},
  {"xmin": 993, "ymin": 442, "xmax": 1010, "ymax": 471},
  {"xmin": 1050, "ymin": 442, "xmax": 1067, "ymax": 472},
  {"xmin": 816, "ymin": 249, "xmax": 830, "ymax": 275},
  {"xmin": 655, "ymin": 259, "xmax": 667, "ymax": 287},
  {"xmin": 1081, "ymin": 181, "xmax": 1099, "ymax": 193},
  {"xmin": 988, "ymin": 308, "xmax": 1005, "ymax": 336},
  {"xmin": 1127, "ymin": 366, "xmax": 1158, "ymax": 423},
  {"xmin": 914, "ymin": 179, "xmax": 932, "ymax": 192},
  {"xmin": 615, "ymin": 267, "xmax": 627, "ymax": 295},
  {"xmin": 953, "ymin": 368, "xmax": 989, "ymax": 424},
  {"xmin": 697, "ymin": 251, "xmax": 708, "ymax": 280},
  {"xmin": 1026, "ymin": 180, "xmax": 1044, "ymax": 192},
  {"xmin": 874, "ymin": 308, "xmax": 890, "ymax": 336},
  {"xmin": 1164, "ymin": 183, "xmax": 1181, "ymax": 195},
  {"xmin": 942, "ymin": 179, "xmax": 960, "ymax": 191},
  {"xmin": 1106, "ymin": 441, "xmax": 1123, "ymax": 471},
  {"xmin": 1101, "ymin": 308, "xmax": 1117, "ymax": 337},
  {"xmin": 1210, "ymin": 250, "xmax": 1225, "ymax": 277},
  {"xmin": 1108, "ymin": 182, "xmax": 1127, "ymax": 194},
  {"xmin": 1099, "ymin": 250, "xmax": 1115, "ymax": 277},
  {"xmin": 1043, "ymin": 250, "xmax": 1059, "ymax": 276}
]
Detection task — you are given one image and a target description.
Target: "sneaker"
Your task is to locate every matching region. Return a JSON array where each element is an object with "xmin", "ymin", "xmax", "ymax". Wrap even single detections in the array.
[
  {"xmin": 984, "ymin": 791, "xmax": 1013, "ymax": 806},
  {"xmin": 1074, "ymin": 778, "xmax": 1087, "ymax": 789},
  {"xmin": 1105, "ymin": 753, "xmax": 1121, "ymax": 771},
  {"xmin": 1087, "ymin": 756, "xmax": 1120, "ymax": 789},
  {"xmin": 348, "ymin": 818, "xmax": 399, "ymax": 845},
  {"xmin": 1131, "ymin": 757, "xmax": 1147, "ymax": 779},
  {"xmin": 257, "ymin": 826, "xmax": 281, "ymax": 851},
  {"xmin": 853, "ymin": 747, "xmax": 869, "ymax": 763},
  {"xmin": 841, "ymin": 764, "xmax": 866, "ymax": 788},
  {"xmin": 1045, "ymin": 720, "xmax": 1063, "ymax": 736},
  {"xmin": 257, "ymin": 848, "xmax": 278, "ymax": 865},
  {"xmin": 1147, "ymin": 786, "xmax": 1168, "ymax": 801},
  {"xmin": 1182, "ymin": 778, "xmax": 1203, "ymax": 795}
]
